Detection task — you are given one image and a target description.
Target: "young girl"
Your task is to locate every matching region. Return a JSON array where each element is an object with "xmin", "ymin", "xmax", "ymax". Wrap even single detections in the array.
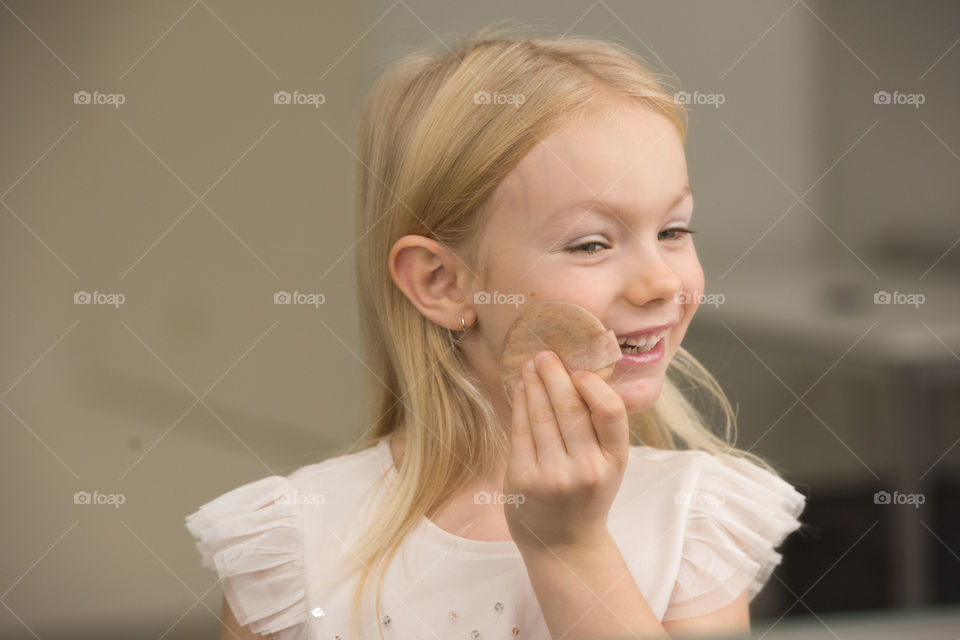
[{"xmin": 186, "ymin": 26, "xmax": 807, "ymax": 640}]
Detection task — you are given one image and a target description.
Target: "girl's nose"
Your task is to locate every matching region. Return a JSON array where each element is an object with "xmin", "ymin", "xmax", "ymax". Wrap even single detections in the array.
[{"xmin": 624, "ymin": 250, "xmax": 684, "ymax": 306}]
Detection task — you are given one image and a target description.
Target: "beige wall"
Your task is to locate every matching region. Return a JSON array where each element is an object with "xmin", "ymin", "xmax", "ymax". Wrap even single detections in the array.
[{"xmin": 1, "ymin": 2, "xmax": 373, "ymax": 637}]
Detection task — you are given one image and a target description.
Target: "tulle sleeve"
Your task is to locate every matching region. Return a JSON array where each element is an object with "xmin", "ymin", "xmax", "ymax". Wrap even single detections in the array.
[
  {"xmin": 184, "ymin": 476, "xmax": 308, "ymax": 639},
  {"xmin": 662, "ymin": 452, "xmax": 807, "ymax": 622}
]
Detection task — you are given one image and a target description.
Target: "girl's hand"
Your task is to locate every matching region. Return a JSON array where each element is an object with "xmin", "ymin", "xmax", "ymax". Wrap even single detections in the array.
[{"xmin": 502, "ymin": 350, "xmax": 630, "ymax": 555}]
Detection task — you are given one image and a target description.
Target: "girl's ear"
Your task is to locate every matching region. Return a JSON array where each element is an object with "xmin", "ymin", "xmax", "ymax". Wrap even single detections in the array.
[{"xmin": 388, "ymin": 234, "xmax": 477, "ymax": 331}]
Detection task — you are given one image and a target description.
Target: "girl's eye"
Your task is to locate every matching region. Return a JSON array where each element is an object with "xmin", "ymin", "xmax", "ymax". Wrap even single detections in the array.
[
  {"xmin": 659, "ymin": 227, "xmax": 696, "ymax": 241},
  {"xmin": 565, "ymin": 228, "xmax": 695, "ymax": 254},
  {"xmin": 565, "ymin": 241, "xmax": 608, "ymax": 255}
]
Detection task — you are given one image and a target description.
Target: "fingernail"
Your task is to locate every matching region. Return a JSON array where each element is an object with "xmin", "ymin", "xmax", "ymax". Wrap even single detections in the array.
[
  {"xmin": 536, "ymin": 351, "xmax": 553, "ymax": 363},
  {"xmin": 516, "ymin": 379, "xmax": 525, "ymax": 391},
  {"xmin": 524, "ymin": 359, "xmax": 535, "ymax": 371}
]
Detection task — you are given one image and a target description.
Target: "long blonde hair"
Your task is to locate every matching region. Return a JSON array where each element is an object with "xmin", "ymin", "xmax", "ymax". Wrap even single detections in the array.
[{"xmin": 340, "ymin": 23, "xmax": 785, "ymax": 639}]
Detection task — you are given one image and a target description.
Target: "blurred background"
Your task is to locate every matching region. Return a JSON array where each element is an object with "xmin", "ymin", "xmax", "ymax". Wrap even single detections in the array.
[{"xmin": 1, "ymin": 1, "xmax": 958, "ymax": 638}]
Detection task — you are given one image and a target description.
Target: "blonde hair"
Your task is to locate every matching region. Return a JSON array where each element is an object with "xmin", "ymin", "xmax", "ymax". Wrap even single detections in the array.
[{"xmin": 338, "ymin": 23, "xmax": 786, "ymax": 639}]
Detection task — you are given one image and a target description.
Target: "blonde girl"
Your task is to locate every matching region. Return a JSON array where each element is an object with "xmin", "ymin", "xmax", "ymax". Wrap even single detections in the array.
[{"xmin": 186, "ymin": 24, "xmax": 807, "ymax": 640}]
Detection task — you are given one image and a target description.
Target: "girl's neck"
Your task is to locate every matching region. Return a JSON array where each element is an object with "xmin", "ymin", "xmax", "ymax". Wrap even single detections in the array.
[
  {"xmin": 388, "ymin": 433, "xmax": 514, "ymax": 543},
  {"xmin": 388, "ymin": 433, "xmax": 508, "ymax": 491}
]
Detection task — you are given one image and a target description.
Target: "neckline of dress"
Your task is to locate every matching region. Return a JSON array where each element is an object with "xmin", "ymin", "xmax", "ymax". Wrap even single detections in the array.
[{"xmin": 375, "ymin": 439, "xmax": 521, "ymax": 556}]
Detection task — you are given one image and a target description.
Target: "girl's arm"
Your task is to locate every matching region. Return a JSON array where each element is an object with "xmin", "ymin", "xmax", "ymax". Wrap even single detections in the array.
[
  {"xmin": 661, "ymin": 590, "xmax": 751, "ymax": 638},
  {"xmin": 522, "ymin": 535, "xmax": 751, "ymax": 639},
  {"xmin": 520, "ymin": 530, "xmax": 670, "ymax": 639},
  {"xmin": 504, "ymin": 356, "xmax": 752, "ymax": 638},
  {"xmin": 218, "ymin": 596, "xmax": 263, "ymax": 640}
]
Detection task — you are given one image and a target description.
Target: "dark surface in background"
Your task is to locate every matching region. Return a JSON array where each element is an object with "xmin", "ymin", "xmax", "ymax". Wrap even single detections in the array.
[
  {"xmin": 930, "ymin": 482, "xmax": 960, "ymax": 605},
  {"xmin": 775, "ymin": 479, "xmax": 960, "ymax": 616}
]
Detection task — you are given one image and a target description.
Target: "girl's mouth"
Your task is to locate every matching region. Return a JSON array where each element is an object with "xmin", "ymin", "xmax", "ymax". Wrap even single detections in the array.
[
  {"xmin": 617, "ymin": 328, "xmax": 668, "ymax": 354},
  {"xmin": 615, "ymin": 329, "xmax": 667, "ymax": 366}
]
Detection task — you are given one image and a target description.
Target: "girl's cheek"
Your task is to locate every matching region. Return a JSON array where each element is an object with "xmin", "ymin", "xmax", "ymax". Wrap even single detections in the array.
[
  {"xmin": 686, "ymin": 252, "xmax": 706, "ymax": 291},
  {"xmin": 681, "ymin": 301, "xmax": 700, "ymax": 335},
  {"xmin": 678, "ymin": 274, "xmax": 705, "ymax": 308}
]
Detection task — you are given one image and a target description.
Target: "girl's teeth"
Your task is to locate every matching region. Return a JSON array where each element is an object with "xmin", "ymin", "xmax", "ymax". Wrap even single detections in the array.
[
  {"xmin": 618, "ymin": 330, "xmax": 666, "ymax": 353},
  {"xmin": 622, "ymin": 339, "xmax": 657, "ymax": 353}
]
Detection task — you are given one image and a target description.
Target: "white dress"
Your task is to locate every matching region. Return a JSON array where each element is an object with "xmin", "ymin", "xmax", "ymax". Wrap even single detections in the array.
[{"xmin": 184, "ymin": 440, "xmax": 807, "ymax": 639}]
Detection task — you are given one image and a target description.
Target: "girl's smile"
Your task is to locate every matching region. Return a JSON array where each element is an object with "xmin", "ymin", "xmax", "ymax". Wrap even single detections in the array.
[{"xmin": 615, "ymin": 327, "xmax": 669, "ymax": 364}]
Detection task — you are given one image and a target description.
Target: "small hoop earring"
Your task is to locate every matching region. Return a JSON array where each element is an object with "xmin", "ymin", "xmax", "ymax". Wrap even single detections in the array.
[{"xmin": 460, "ymin": 317, "xmax": 467, "ymax": 331}]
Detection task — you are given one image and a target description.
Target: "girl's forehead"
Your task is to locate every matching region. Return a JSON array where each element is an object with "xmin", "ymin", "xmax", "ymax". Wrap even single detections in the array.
[{"xmin": 488, "ymin": 113, "xmax": 688, "ymax": 227}]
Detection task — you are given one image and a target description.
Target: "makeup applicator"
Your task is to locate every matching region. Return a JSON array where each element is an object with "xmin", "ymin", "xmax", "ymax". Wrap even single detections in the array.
[{"xmin": 500, "ymin": 300, "xmax": 622, "ymax": 406}]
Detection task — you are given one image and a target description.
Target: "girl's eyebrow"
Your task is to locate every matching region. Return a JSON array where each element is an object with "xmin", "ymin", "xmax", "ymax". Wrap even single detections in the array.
[{"xmin": 539, "ymin": 183, "xmax": 693, "ymax": 230}]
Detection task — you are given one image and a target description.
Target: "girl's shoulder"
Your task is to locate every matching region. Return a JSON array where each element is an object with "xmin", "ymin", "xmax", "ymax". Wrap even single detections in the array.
[
  {"xmin": 183, "ymin": 441, "xmax": 391, "ymax": 639},
  {"xmin": 627, "ymin": 445, "xmax": 808, "ymax": 623},
  {"xmin": 285, "ymin": 440, "xmax": 392, "ymax": 495},
  {"xmin": 624, "ymin": 444, "xmax": 806, "ymax": 530},
  {"xmin": 625, "ymin": 443, "xmax": 717, "ymax": 478},
  {"xmin": 627, "ymin": 442, "xmax": 714, "ymax": 462},
  {"xmin": 626, "ymin": 443, "xmax": 798, "ymax": 490}
]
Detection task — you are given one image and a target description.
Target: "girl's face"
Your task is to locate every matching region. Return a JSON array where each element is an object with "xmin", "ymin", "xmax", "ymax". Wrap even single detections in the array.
[{"xmin": 467, "ymin": 103, "xmax": 703, "ymax": 415}]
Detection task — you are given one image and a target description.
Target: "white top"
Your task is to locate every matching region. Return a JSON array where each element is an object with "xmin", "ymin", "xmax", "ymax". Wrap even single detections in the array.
[{"xmin": 185, "ymin": 440, "xmax": 806, "ymax": 640}]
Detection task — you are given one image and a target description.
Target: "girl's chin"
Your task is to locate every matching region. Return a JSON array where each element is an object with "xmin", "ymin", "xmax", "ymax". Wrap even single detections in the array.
[{"xmin": 613, "ymin": 377, "xmax": 665, "ymax": 414}]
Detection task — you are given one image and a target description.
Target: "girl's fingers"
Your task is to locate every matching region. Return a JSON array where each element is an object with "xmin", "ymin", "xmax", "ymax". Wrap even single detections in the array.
[
  {"xmin": 533, "ymin": 351, "xmax": 599, "ymax": 460},
  {"xmin": 521, "ymin": 356, "xmax": 567, "ymax": 465},
  {"xmin": 509, "ymin": 378, "xmax": 537, "ymax": 478},
  {"xmin": 570, "ymin": 370, "xmax": 629, "ymax": 456}
]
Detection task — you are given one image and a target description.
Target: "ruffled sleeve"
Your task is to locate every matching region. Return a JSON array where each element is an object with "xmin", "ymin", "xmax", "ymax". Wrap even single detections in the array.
[
  {"xmin": 185, "ymin": 476, "xmax": 308, "ymax": 639},
  {"xmin": 662, "ymin": 452, "xmax": 807, "ymax": 622}
]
